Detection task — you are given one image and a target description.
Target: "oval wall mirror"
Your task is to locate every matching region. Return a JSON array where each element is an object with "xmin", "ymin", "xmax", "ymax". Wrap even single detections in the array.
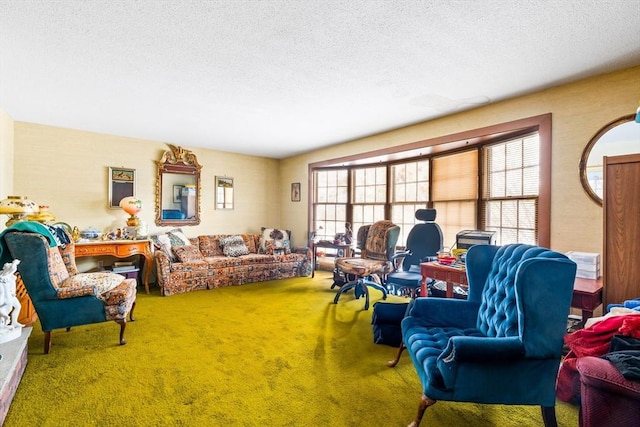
[
  {"xmin": 580, "ymin": 114, "xmax": 640, "ymax": 205},
  {"xmin": 155, "ymin": 144, "xmax": 202, "ymax": 226}
]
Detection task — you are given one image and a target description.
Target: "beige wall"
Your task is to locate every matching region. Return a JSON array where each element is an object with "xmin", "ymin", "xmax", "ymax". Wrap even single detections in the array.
[
  {"xmin": 4, "ymin": 66, "xmax": 640, "ymax": 253},
  {"xmin": 0, "ymin": 108, "xmax": 15, "ymax": 232},
  {"xmin": 12, "ymin": 123, "xmax": 281, "ymax": 237},
  {"xmin": 281, "ymin": 65, "xmax": 640, "ymax": 253}
]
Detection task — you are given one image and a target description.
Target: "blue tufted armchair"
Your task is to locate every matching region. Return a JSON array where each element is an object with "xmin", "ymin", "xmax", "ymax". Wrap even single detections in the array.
[{"xmin": 400, "ymin": 243, "xmax": 577, "ymax": 427}]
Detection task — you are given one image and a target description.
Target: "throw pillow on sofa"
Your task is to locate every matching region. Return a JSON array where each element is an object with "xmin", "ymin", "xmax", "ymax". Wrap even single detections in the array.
[
  {"xmin": 151, "ymin": 228, "xmax": 192, "ymax": 261},
  {"xmin": 173, "ymin": 245, "xmax": 205, "ymax": 262},
  {"xmin": 221, "ymin": 235, "xmax": 249, "ymax": 257},
  {"xmin": 259, "ymin": 227, "xmax": 291, "ymax": 255}
]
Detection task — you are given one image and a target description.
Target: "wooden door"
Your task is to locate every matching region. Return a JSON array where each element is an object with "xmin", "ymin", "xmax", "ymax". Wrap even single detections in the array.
[{"xmin": 603, "ymin": 153, "xmax": 640, "ymax": 307}]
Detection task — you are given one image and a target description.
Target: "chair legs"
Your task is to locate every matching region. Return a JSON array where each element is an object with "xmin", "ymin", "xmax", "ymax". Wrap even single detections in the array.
[
  {"xmin": 386, "ymin": 342, "xmax": 406, "ymax": 367},
  {"xmin": 44, "ymin": 331, "xmax": 52, "ymax": 354},
  {"xmin": 117, "ymin": 302, "xmax": 137, "ymax": 345},
  {"xmin": 541, "ymin": 406, "xmax": 558, "ymax": 427},
  {"xmin": 408, "ymin": 394, "xmax": 437, "ymax": 427},
  {"xmin": 333, "ymin": 276, "xmax": 388, "ymax": 310}
]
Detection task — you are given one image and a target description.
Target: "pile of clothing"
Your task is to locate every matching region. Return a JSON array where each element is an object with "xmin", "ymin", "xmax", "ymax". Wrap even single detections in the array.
[{"xmin": 557, "ymin": 301, "xmax": 640, "ymax": 404}]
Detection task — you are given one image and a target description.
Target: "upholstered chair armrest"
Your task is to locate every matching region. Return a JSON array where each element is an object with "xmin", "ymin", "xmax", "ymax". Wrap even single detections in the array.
[
  {"xmin": 407, "ymin": 297, "xmax": 480, "ymax": 329},
  {"xmin": 437, "ymin": 336, "xmax": 524, "ymax": 390},
  {"xmin": 154, "ymin": 250, "xmax": 171, "ymax": 284},
  {"xmin": 56, "ymin": 286, "xmax": 98, "ymax": 299},
  {"xmin": 99, "ymin": 280, "xmax": 135, "ymax": 306},
  {"xmin": 440, "ymin": 336, "xmax": 524, "ymax": 363}
]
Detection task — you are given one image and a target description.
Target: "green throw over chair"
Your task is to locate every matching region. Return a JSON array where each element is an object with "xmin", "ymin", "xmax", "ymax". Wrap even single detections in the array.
[{"xmin": 2, "ymin": 227, "xmax": 137, "ymax": 354}]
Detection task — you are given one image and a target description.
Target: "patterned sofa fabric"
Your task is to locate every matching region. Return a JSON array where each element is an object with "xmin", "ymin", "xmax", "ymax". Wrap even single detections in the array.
[{"xmin": 154, "ymin": 234, "xmax": 312, "ymax": 296}]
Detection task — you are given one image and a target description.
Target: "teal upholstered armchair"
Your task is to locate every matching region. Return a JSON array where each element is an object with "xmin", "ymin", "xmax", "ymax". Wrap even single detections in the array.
[
  {"xmin": 400, "ymin": 244, "xmax": 577, "ymax": 427},
  {"xmin": 2, "ymin": 229, "xmax": 137, "ymax": 353}
]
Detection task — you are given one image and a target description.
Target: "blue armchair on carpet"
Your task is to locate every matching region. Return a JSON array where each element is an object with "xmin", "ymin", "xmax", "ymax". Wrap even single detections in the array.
[{"xmin": 400, "ymin": 243, "xmax": 577, "ymax": 427}]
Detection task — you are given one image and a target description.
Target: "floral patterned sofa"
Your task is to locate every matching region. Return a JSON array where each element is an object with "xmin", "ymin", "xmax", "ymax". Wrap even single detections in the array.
[{"xmin": 153, "ymin": 228, "xmax": 312, "ymax": 296}]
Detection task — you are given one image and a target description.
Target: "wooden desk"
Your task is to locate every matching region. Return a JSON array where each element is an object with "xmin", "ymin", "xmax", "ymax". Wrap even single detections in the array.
[
  {"xmin": 75, "ymin": 240, "xmax": 153, "ymax": 294},
  {"xmin": 420, "ymin": 261, "xmax": 467, "ymax": 298},
  {"xmin": 311, "ymin": 241, "xmax": 353, "ymax": 278},
  {"xmin": 572, "ymin": 277, "xmax": 603, "ymax": 321},
  {"xmin": 421, "ymin": 262, "xmax": 603, "ymax": 322}
]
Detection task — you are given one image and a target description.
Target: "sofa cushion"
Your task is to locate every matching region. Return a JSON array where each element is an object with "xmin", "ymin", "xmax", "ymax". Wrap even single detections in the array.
[
  {"xmin": 221, "ymin": 235, "xmax": 250, "ymax": 257},
  {"xmin": 198, "ymin": 235, "xmax": 225, "ymax": 257},
  {"xmin": 60, "ymin": 272, "xmax": 126, "ymax": 295},
  {"xmin": 259, "ymin": 227, "xmax": 291, "ymax": 255},
  {"xmin": 174, "ymin": 245, "xmax": 205, "ymax": 262}
]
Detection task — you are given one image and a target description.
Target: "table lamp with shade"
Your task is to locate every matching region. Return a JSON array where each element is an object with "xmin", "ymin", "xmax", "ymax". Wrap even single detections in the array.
[
  {"xmin": 119, "ymin": 196, "xmax": 142, "ymax": 227},
  {"xmin": 0, "ymin": 196, "xmax": 39, "ymax": 227}
]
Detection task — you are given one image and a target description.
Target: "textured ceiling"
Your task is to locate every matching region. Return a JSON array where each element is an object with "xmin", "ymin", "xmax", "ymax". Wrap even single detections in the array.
[{"xmin": 1, "ymin": 1, "xmax": 639, "ymax": 159}]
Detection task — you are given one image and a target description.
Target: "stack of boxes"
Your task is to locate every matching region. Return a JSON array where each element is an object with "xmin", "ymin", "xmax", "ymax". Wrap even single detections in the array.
[{"xmin": 566, "ymin": 251, "xmax": 600, "ymax": 280}]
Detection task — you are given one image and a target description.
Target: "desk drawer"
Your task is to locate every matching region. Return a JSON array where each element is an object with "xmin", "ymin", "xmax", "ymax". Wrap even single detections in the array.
[
  {"xmin": 75, "ymin": 245, "xmax": 114, "ymax": 256},
  {"xmin": 115, "ymin": 244, "xmax": 145, "ymax": 256}
]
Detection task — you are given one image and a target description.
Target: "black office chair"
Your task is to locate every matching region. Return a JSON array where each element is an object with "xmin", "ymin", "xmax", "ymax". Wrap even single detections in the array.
[{"xmin": 385, "ymin": 209, "xmax": 443, "ymax": 298}]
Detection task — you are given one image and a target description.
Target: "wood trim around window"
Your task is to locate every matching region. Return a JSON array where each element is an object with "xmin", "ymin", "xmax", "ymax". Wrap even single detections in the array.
[{"xmin": 308, "ymin": 113, "xmax": 552, "ymax": 248}]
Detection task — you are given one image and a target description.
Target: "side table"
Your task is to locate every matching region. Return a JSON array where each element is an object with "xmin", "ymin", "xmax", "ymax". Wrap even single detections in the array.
[
  {"xmin": 311, "ymin": 241, "xmax": 353, "ymax": 278},
  {"xmin": 75, "ymin": 240, "xmax": 153, "ymax": 294},
  {"xmin": 572, "ymin": 277, "xmax": 603, "ymax": 322},
  {"xmin": 420, "ymin": 261, "xmax": 467, "ymax": 298}
]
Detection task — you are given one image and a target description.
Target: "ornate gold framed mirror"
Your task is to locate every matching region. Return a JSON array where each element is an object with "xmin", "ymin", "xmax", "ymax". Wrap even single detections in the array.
[
  {"xmin": 155, "ymin": 144, "xmax": 202, "ymax": 226},
  {"xmin": 579, "ymin": 114, "xmax": 640, "ymax": 205}
]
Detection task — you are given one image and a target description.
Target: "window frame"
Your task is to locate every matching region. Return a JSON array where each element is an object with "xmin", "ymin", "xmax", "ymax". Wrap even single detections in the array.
[{"xmin": 308, "ymin": 114, "xmax": 551, "ymax": 248}]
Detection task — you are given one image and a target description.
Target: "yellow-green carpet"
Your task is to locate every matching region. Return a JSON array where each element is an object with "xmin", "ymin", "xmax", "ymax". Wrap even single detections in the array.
[{"xmin": 5, "ymin": 271, "xmax": 578, "ymax": 426}]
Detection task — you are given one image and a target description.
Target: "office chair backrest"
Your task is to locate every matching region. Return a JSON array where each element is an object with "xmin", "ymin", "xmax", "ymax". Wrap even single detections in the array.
[{"xmin": 401, "ymin": 209, "xmax": 443, "ymax": 271}]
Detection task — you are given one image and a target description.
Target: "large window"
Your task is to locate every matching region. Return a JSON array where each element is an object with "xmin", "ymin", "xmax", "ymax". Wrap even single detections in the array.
[
  {"xmin": 352, "ymin": 166, "xmax": 387, "ymax": 238},
  {"xmin": 314, "ymin": 169, "xmax": 348, "ymax": 241},
  {"xmin": 481, "ymin": 133, "xmax": 539, "ymax": 245},
  {"xmin": 309, "ymin": 115, "xmax": 551, "ymax": 250},
  {"xmin": 431, "ymin": 150, "xmax": 478, "ymax": 247},
  {"xmin": 391, "ymin": 160, "xmax": 430, "ymax": 247}
]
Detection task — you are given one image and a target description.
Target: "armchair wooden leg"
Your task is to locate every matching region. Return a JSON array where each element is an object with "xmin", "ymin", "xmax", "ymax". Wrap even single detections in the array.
[
  {"xmin": 408, "ymin": 394, "xmax": 436, "ymax": 427},
  {"xmin": 129, "ymin": 301, "xmax": 136, "ymax": 322},
  {"xmin": 117, "ymin": 320, "xmax": 127, "ymax": 345},
  {"xmin": 541, "ymin": 406, "xmax": 557, "ymax": 427},
  {"xmin": 386, "ymin": 342, "xmax": 406, "ymax": 367},
  {"xmin": 44, "ymin": 331, "xmax": 52, "ymax": 354}
]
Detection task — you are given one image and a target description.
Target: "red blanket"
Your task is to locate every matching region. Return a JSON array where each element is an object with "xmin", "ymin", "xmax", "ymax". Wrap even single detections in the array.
[{"xmin": 557, "ymin": 314, "xmax": 640, "ymax": 403}]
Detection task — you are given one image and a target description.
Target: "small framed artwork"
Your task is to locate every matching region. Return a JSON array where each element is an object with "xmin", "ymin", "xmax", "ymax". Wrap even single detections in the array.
[
  {"xmin": 173, "ymin": 185, "xmax": 183, "ymax": 203},
  {"xmin": 108, "ymin": 167, "xmax": 136, "ymax": 209},
  {"xmin": 291, "ymin": 182, "xmax": 301, "ymax": 202},
  {"xmin": 216, "ymin": 176, "xmax": 234, "ymax": 209}
]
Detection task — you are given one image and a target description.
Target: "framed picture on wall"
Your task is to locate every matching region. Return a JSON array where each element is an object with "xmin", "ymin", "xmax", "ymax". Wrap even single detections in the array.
[
  {"xmin": 291, "ymin": 182, "xmax": 301, "ymax": 202},
  {"xmin": 108, "ymin": 167, "xmax": 136, "ymax": 209}
]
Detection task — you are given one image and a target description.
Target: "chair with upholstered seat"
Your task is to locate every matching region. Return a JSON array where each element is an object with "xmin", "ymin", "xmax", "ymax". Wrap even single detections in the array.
[
  {"xmin": 399, "ymin": 243, "xmax": 577, "ymax": 427},
  {"xmin": 3, "ymin": 229, "xmax": 136, "ymax": 353},
  {"xmin": 333, "ymin": 220, "xmax": 400, "ymax": 310},
  {"xmin": 386, "ymin": 209, "xmax": 443, "ymax": 298}
]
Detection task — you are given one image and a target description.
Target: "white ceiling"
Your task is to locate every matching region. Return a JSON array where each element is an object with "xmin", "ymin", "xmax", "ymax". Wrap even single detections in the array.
[{"xmin": 1, "ymin": 1, "xmax": 639, "ymax": 159}]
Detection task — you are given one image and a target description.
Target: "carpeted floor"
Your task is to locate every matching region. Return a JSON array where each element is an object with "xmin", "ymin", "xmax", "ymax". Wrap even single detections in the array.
[{"xmin": 5, "ymin": 271, "xmax": 579, "ymax": 426}]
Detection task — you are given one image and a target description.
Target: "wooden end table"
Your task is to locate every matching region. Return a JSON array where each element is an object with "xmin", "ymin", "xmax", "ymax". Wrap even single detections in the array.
[
  {"xmin": 420, "ymin": 261, "xmax": 467, "ymax": 298},
  {"xmin": 571, "ymin": 277, "xmax": 603, "ymax": 322},
  {"xmin": 311, "ymin": 241, "xmax": 353, "ymax": 278}
]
